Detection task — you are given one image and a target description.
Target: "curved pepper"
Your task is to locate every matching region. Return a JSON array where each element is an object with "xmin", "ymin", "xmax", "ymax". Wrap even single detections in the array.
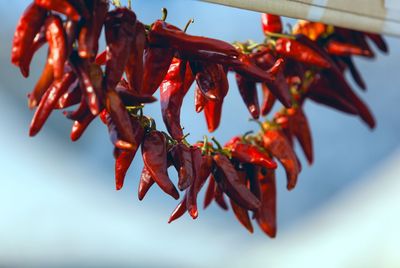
[
  {"xmin": 261, "ymin": 128, "xmax": 300, "ymax": 190},
  {"xmin": 141, "ymin": 131, "xmax": 179, "ymax": 200},
  {"xmin": 35, "ymin": 0, "xmax": 81, "ymax": 21},
  {"xmin": 11, "ymin": 3, "xmax": 47, "ymax": 77},
  {"xmin": 19, "ymin": 26, "xmax": 46, "ymax": 78},
  {"xmin": 170, "ymin": 142, "xmax": 194, "ymax": 191},
  {"xmin": 138, "ymin": 165, "xmax": 155, "ymax": 201},
  {"xmin": 326, "ymin": 40, "xmax": 370, "ymax": 57},
  {"xmin": 213, "ymin": 154, "xmax": 261, "ymax": 210},
  {"xmin": 45, "ymin": 15, "xmax": 67, "ymax": 80},
  {"xmin": 235, "ymin": 73, "xmax": 260, "ymax": 119},
  {"xmin": 28, "ymin": 62, "xmax": 54, "ymax": 109}
]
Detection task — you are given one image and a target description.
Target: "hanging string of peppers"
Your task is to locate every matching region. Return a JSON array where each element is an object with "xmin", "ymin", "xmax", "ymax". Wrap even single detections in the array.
[{"xmin": 11, "ymin": 1, "xmax": 388, "ymax": 237}]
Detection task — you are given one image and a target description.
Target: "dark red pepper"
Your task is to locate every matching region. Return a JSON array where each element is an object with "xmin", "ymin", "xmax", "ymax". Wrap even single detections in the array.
[
  {"xmin": 45, "ymin": 15, "xmax": 67, "ymax": 80},
  {"xmin": 170, "ymin": 143, "xmax": 194, "ymax": 191},
  {"xmin": 235, "ymin": 73, "xmax": 260, "ymax": 119},
  {"xmin": 230, "ymin": 170, "xmax": 253, "ymax": 233},
  {"xmin": 138, "ymin": 165, "xmax": 155, "ymax": 201}
]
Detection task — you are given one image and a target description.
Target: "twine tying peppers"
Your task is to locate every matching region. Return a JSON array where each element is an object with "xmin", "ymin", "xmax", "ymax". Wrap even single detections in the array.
[{"xmin": 11, "ymin": 1, "xmax": 388, "ymax": 237}]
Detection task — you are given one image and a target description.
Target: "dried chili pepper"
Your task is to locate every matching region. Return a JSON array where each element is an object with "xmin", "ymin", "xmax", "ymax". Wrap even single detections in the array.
[
  {"xmin": 70, "ymin": 109, "xmax": 96, "ymax": 141},
  {"xmin": 191, "ymin": 62, "xmax": 224, "ymax": 101},
  {"xmin": 235, "ymin": 73, "xmax": 260, "ymax": 119},
  {"xmin": 214, "ymin": 183, "xmax": 229, "ymax": 210},
  {"xmin": 141, "ymin": 131, "xmax": 179, "ymax": 200},
  {"xmin": 115, "ymin": 117, "xmax": 144, "ymax": 190},
  {"xmin": 261, "ymin": 14, "xmax": 282, "ymax": 34},
  {"xmin": 160, "ymin": 58, "xmax": 193, "ymax": 140},
  {"xmin": 204, "ymin": 99, "xmax": 223, "ymax": 133},
  {"xmin": 365, "ymin": 33, "xmax": 388, "ymax": 53},
  {"xmin": 28, "ymin": 62, "xmax": 54, "ymax": 109},
  {"xmin": 204, "ymin": 175, "xmax": 216, "ymax": 209},
  {"xmin": 261, "ymin": 128, "xmax": 300, "ymax": 190},
  {"xmin": 54, "ymin": 78, "xmax": 80, "ymax": 109},
  {"xmin": 288, "ymin": 108, "xmax": 313, "ymax": 164},
  {"xmin": 261, "ymin": 84, "xmax": 276, "ymax": 116},
  {"xmin": 339, "ymin": 56, "xmax": 366, "ymax": 90},
  {"xmin": 34, "ymin": 0, "xmax": 81, "ymax": 21},
  {"xmin": 255, "ymin": 167, "xmax": 277, "ymax": 237},
  {"xmin": 138, "ymin": 165, "xmax": 155, "ymax": 201},
  {"xmin": 194, "ymin": 85, "xmax": 206, "ymax": 113},
  {"xmin": 104, "ymin": 112, "xmax": 134, "ymax": 151},
  {"xmin": 78, "ymin": 0, "xmax": 109, "ymax": 58},
  {"xmin": 105, "ymin": 7, "xmax": 137, "ymax": 93},
  {"xmin": 326, "ymin": 40, "xmax": 370, "ymax": 57},
  {"xmin": 170, "ymin": 142, "xmax": 194, "ymax": 190},
  {"xmin": 225, "ymin": 137, "xmax": 277, "ymax": 169},
  {"xmin": 30, "ymin": 69, "xmax": 76, "ymax": 136},
  {"xmin": 149, "ymin": 20, "xmax": 239, "ymax": 58},
  {"xmin": 19, "ymin": 26, "xmax": 46, "ymax": 78},
  {"xmin": 11, "ymin": 3, "xmax": 47, "ymax": 77},
  {"xmin": 125, "ymin": 21, "xmax": 147, "ymax": 93},
  {"xmin": 230, "ymin": 170, "xmax": 253, "ymax": 233},
  {"xmin": 213, "ymin": 154, "xmax": 261, "ymax": 210},
  {"xmin": 45, "ymin": 15, "xmax": 67, "ymax": 80},
  {"xmin": 275, "ymin": 38, "xmax": 331, "ymax": 69}
]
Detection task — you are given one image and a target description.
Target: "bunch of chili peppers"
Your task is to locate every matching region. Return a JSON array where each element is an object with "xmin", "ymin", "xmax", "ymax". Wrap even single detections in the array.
[{"xmin": 11, "ymin": 1, "xmax": 388, "ymax": 237}]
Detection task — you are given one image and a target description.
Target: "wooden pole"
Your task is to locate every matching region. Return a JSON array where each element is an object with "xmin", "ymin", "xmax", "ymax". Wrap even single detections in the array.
[{"xmin": 199, "ymin": 0, "xmax": 400, "ymax": 37}]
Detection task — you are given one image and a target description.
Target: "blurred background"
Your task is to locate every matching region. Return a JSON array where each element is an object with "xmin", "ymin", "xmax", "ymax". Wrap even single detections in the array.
[{"xmin": 0, "ymin": 0, "xmax": 399, "ymax": 267}]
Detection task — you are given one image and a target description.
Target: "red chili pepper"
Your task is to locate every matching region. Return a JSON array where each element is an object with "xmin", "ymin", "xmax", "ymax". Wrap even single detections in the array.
[
  {"xmin": 149, "ymin": 20, "xmax": 239, "ymax": 58},
  {"xmin": 63, "ymin": 95, "xmax": 88, "ymax": 121},
  {"xmin": 339, "ymin": 56, "xmax": 366, "ymax": 90},
  {"xmin": 138, "ymin": 165, "xmax": 155, "ymax": 201},
  {"xmin": 70, "ymin": 54, "xmax": 103, "ymax": 115},
  {"xmin": 235, "ymin": 73, "xmax": 260, "ymax": 119},
  {"xmin": 261, "ymin": 14, "xmax": 283, "ymax": 34},
  {"xmin": 230, "ymin": 170, "xmax": 253, "ymax": 233},
  {"xmin": 275, "ymin": 38, "xmax": 331, "ymax": 69},
  {"xmin": 261, "ymin": 128, "xmax": 300, "ymax": 190},
  {"xmin": 34, "ymin": 0, "xmax": 81, "ymax": 21},
  {"xmin": 186, "ymin": 148, "xmax": 212, "ymax": 218},
  {"xmin": 232, "ymin": 53, "xmax": 277, "ymax": 83},
  {"xmin": 64, "ymin": 20, "xmax": 79, "ymax": 57},
  {"xmin": 255, "ymin": 167, "xmax": 277, "ymax": 238},
  {"xmin": 104, "ymin": 8, "xmax": 137, "ymax": 92},
  {"xmin": 45, "ymin": 15, "xmax": 67, "ymax": 80},
  {"xmin": 28, "ymin": 62, "xmax": 54, "ymax": 109},
  {"xmin": 105, "ymin": 89, "xmax": 137, "ymax": 148},
  {"xmin": 160, "ymin": 58, "xmax": 194, "ymax": 140},
  {"xmin": 225, "ymin": 137, "xmax": 277, "ymax": 169},
  {"xmin": 29, "ymin": 69, "xmax": 76, "ymax": 136},
  {"xmin": 115, "ymin": 84, "xmax": 157, "ymax": 106},
  {"xmin": 11, "ymin": 3, "xmax": 47, "ymax": 77},
  {"xmin": 103, "ymin": 112, "xmax": 133, "ymax": 151},
  {"xmin": 191, "ymin": 62, "xmax": 226, "ymax": 101},
  {"xmin": 365, "ymin": 33, "xmax": 388, "ymax": 53},
  {"xmin": 70, "ymin": 109, "xmax": 96, "ymax": 141},
  {"xmin": 214, "ymin": 182, "xmax": 229, "ymax": 210},
  {"xmin": 289, "ymin": 108, "xmax": 313, "ymax": 165},
  {"xmin": 326, "ymin": 40, "xmax": 371, "ymax": 57},
  {"xmin": 141, "ymin": 46, "xmax": 175, "ymax": 95},
  {"xmin": 115, "ymin": 117, "xmax": 144, "ymax": 190},
  {"xmin": 141, "ymin": 131, "xmax": 180, "ymax": 200},
  {"xmin": 19, "ymin": 26, "xmax": 46, "ymax": 78},
  {"xmin": 213, "ymin": 154, "xmax": 261, "ymax": 210},
  {"xmin": 169, "ymin": 143, "xmax": 194, "ymax": 191},
  {"xmin": 204, "ymin": 175, "xmax": 216, "ymax": 209},
  {"xmin": 54, "ymin": 79, "xmax": 80, "ymax": 109},
  {"xmin": 261, "ymin": 83, "xmax": 276, "ymax": 116},
  {"xmin": 203, "ymin": 99, "xmax": 223, "ymax": 133},
  {"xmin": 78, "ymin": 0, "xmax": 109, "ymax": 58},
  {"xmin": 95, "ymin": 50, "xmax": 107, "ymax": 65},
  {"xmin": 125, "ymin": 21, "xmax": 147, "ymax": 93}
]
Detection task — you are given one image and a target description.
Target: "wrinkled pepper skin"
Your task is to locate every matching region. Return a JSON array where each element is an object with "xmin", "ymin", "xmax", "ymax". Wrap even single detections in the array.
[
  {"xmin": 141, "ymin": 131, "xmax": 180, "ymax": 200},
  {"xmin": 191, "ymin": 62, "xmax": 225, "ymax": 101},
  {"xmin": 125, "ymin": 21, "xmax": 147, "ymax": 93},
  {"xmin": 11, "ymin": 3, "xmax": 47, "ymax": 77},
  {"xmin": 103, "ymin": 112, "xmax": 133, "ymax": 151},
  {"xmin": 160, "ymin": 58, "xmax": 193, "ymax": 141},
  {"xmin": 138, "ymin": 165, "xmax": 155, "ymax": 201},
  {"xmin": 213, "ymin": 154, "xmax": 261, "ymax": 210},
  {"xmin": 262, "ymin": 129, "xmax": 300, "ymax": 190},
  {"xmin": 105, "ymin": 8, "xmax": 137, "ymax": 92},
  {"xmin": 45, "ymin": 15, "xmax": 67, "ymax": 80}
]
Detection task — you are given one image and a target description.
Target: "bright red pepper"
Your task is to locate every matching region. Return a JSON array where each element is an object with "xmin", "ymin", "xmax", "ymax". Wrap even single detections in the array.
[
  {"xmin": 261, "ymin": 14, "xmax": 283, "ymax": 34},
  {"xmin": 261, "ymin": 83, "xmax": 276, "ymax": 116},
  {"xmin": 138, "ymin": 165, "xmax": 155, "ymax": 201},
  {"xmin": 35, "ymin": 0, "xmax": 81, "ymax": 21},
  {"xmin": 19, "ymin": 26, "xmax": 46, "ymax": 78},
  {"xmin": 45, "ymin": 15, "xmax": 67, "ymax": 80},
  {"xmin": 11, "ymin": 3, "xmax": 47, "ymax": 77},
  {"xmin": 326, "ymin": 40, "xmax": 370, "ymax": 57},
  {"xmin": 28, "ymin": 62, "xmax": 54, "ymax": 109},
  {"xmin": 70, "ymin": 110, "xmax": 96, "ymax": 141}
]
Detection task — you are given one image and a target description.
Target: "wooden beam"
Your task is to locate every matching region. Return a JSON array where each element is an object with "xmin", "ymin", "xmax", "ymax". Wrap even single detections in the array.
[{"xmin": 199, "ymin": 0, "xmax": 400, "ymax": 37}]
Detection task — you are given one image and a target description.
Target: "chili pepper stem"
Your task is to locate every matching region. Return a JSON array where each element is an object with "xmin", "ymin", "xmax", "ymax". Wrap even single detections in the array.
[
  {"xmin": 161, "ymin": 8, "xmax": 168, "ymax": 21},
  {"xmin": 183, "ymin": 19, "xmax": 194, "ymax": 33},
  {"xmin": 112, "ymin": 0, "xmax": 121, "ymax": 7},
  {"xmin": 128, "ymin": 0, "xmax": 132, "ymax": 9},
  {"xmin": 265, "ymin": 31, "xmax": 295, "ymax": 40}
]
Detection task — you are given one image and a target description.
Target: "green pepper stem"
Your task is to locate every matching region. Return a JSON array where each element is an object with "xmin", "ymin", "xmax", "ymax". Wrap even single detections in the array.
[
  {"xmin": 161, "ymin": 8, "xmax": 168, "ymax": 21},
  {"xmin": 112, "ymin": 0, "xmax": 121, "ymax": 7},
  {"xmin": 211, "ymin": 137, "xmax": 223, "ymax": 150}
]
